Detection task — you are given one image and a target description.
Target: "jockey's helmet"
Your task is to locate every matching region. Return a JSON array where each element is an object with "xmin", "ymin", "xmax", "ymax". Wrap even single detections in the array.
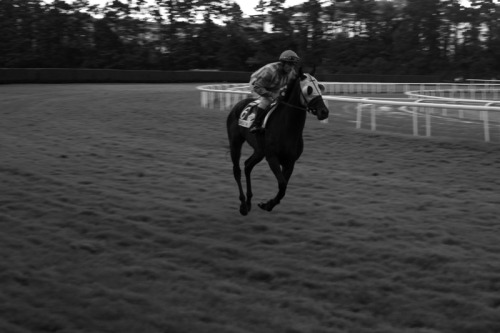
[{"xmin": 279, "ymin": 50, "xmax": 300, "ymax": 63}]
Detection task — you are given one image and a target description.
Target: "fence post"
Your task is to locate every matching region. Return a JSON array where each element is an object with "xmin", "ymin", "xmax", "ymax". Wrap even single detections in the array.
[
  {"xmin": 356, "ymin": 103, "xmax": 363, "ymax": 129},
  {"xmin": 219, "ymin": 92, "xmax": 224, "ymax": 111},
  {"xmin": 200, "ymin": 91, "xmax": 207, "ymax": 108},
  {"xmin": 482, "ymin": 110, "xmax": 490, "ymax": 142},
  {"xmin": 225, "ymin": 92, "xmax": 231, "ymax": 110},
  {"xmin": 371, "ymin": 104, "xmax": 376, "ymax": 131},
  {"xmin": 413, "ymin": 106, "xmax": 419, "ymax": 136},
  {"xmin": 484, "ymin": 111, "xmax": 490, "ymax": 142},
  {"xmin": 425, "ymin": 108, "xmax": 431, "ymax": 137},
  {"xmin": 209, "ymin": 91, "xmax": 215, "ymax": 109}
]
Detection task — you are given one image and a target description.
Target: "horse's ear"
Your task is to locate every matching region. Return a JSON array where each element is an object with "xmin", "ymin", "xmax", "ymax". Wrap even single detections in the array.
[
  {"xmin": 298, "ymin": 66, "xmax": 305, "ymax": 78},
  {"xmin": 311, "ymin": 65, "xmax": 316, "ymax": 76}
]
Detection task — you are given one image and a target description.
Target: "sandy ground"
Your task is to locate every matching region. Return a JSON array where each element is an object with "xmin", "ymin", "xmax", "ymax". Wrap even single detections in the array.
[{"xmin": 1, "ymin": 83, "xmax": 500, "ymax": 333}]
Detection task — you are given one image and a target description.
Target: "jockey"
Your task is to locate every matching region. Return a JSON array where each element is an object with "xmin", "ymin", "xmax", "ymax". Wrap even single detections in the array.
[{"xmin": 249, "ymin": 50, "xmax": 300, "ymax": 133}]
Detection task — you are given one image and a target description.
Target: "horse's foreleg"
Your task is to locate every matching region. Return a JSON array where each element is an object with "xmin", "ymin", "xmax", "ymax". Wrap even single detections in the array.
[
  {"xmin": 229, "ymin": 137, "xmax": 249, "ymax": 215},
  {"xmin": 259, "ymin": 158, "xmax": 295, "ymax": 212},
  {"xmin": 232, "ymin": 164, "xmax": 248, "ymax": 215},
  {"xmin": 244, "ymin": 152, "xmax": 265, "ymax": 213}
]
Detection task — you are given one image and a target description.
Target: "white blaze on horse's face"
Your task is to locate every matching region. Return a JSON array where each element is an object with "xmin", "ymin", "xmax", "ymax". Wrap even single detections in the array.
[{"xmin": 300, "ymin": 74, "xmax": 325, "ymax": 105}]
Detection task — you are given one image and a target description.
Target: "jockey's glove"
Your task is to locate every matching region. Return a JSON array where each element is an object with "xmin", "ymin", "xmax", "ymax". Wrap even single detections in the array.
[{"xmin": 255, "ymin": 86, "xmax": 272, "ymax": 98}]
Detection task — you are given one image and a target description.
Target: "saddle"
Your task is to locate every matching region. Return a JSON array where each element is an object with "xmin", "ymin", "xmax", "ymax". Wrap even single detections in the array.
[{"xmin": 238, "ymin": 100, "xmax": 277, "ymax": 129}]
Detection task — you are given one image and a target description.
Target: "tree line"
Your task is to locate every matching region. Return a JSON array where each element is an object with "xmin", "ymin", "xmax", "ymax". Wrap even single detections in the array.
[{"xmin": 1, "ymin": 0, "xmax": 499, "ymax": 79}]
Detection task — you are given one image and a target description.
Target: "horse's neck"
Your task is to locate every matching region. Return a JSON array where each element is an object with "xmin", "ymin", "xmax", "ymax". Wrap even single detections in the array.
[{"xmin": 276, "ymin": 93, "xmax": 306, "ymax": 134}]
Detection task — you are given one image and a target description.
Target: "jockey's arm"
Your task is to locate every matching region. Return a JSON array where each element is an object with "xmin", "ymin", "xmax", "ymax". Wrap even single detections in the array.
[
  {"xmin": 251, "ymin": 67, "xmax": 283, "ymax": 99},
  {"xmin": 253, "ymin": 85, "xmax": 272, "ymax": 98}
]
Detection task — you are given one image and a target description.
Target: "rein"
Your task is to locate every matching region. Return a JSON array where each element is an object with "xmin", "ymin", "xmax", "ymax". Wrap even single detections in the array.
[
  {"xmin": 277, "ymin": 100, "xmax": 309, "ymax": 112},
  {"xmin": 277, "ymin": 91, "xmax": 318, "ymax": 115}
]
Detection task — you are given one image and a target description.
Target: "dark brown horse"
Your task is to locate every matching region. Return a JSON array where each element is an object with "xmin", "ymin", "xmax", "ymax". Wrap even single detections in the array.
[{"xmin": 226, "ymin": 68, "xmax": 329, "ymax": 215}]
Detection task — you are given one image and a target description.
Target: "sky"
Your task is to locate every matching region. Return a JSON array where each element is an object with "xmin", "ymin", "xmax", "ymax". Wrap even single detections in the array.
[
  {"xmin": 69, "ymin": 0, "xmax": 476, "ymax": 17},
  {"xmin": 82, "ymin": 0, "xmax": 308, "ymax": 17},
  {"xmin": 233, "ymin": 0, "xmax": 307, "ymax": 16}
]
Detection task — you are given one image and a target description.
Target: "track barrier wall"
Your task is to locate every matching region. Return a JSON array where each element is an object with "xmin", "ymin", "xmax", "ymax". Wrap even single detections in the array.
[
  {"xmin": 0, "ymin": 68, "xmax": 252, "ymax": 84},
  {"xmin": 0, "ymin": 68, "xmax": 439, "ymax": 84}
]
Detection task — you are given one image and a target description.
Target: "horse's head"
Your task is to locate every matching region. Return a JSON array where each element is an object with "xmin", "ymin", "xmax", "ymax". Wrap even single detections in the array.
[{"xmin": 298, "ymin": 72, "xmax": 329, "ymax": 121}]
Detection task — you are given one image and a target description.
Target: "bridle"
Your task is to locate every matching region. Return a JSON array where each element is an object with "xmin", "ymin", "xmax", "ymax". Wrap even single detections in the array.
[
  {"xmin": 278, "ymin": 97, "xmax": 322, "ymax": 116},
  {"xmin": 277, "ymin": 74, "xmax": 324, "ymax": 116}
]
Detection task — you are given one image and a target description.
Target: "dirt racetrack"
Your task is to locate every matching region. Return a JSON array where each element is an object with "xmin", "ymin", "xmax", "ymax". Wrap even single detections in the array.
[{"xmin": 1, "ymin": 83, "xmax": 500, "ymax": 333}]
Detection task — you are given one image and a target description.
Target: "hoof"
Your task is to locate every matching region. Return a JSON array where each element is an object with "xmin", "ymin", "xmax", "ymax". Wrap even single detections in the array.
[
  {"xmin": 239, "ymin": 204, "xmax": 249, "ymax": 216},
  {"xmin": 258, "ymin": 201, "xmax": 274, "ymax": 212}
]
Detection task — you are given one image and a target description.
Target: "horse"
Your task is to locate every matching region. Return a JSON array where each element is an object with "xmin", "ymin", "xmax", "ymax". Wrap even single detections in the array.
[{"xmin": 226, "ymin": 68, "xmax": 330, "ymax": 215}]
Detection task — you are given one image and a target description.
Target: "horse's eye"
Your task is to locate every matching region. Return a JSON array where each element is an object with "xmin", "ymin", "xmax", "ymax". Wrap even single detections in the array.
[{"xmin": 307, "ymin": 86, "xmax": 313, "ymax": 95}]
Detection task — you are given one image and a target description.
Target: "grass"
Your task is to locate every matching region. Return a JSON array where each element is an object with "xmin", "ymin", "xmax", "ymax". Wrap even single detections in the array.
[{"xmin": 0, "ymin": 83, "xmax": 499, "ymax": 333}]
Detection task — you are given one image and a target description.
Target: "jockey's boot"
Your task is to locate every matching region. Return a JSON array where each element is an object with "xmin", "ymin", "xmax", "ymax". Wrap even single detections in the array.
[{"xmin": 249, "ymin": 107, "xmax": 267, "ymax": 133}]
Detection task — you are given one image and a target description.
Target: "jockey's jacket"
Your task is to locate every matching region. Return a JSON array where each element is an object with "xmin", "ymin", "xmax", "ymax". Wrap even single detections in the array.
[{"xmin": 250, "ymin": 62, "xmax": 297, "ymax": 98}]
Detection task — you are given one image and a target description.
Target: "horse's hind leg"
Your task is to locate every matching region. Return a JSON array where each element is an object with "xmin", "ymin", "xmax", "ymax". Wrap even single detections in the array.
[
  {"xmin": 243, "ymin": 150, "xmax": 265, "ymax": 212},
  {"xmin": 229, "ymin": 137, "xmax": 249, "ymax": 216},
  {"xmin": 259, "ymin": 158, "xmax": 295, "ymax": 212}
]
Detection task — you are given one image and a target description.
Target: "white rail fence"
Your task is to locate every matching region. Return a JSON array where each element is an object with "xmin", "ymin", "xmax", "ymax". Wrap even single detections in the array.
[{"xmin": 197, "ymin": 83, "xmax": 500, "ymax": 142}]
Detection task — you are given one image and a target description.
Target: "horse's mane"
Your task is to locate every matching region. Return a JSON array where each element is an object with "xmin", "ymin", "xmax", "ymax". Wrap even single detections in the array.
[{"xmin": 282, "ymin": 67, "xmax": 303, "ymax": 102}]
